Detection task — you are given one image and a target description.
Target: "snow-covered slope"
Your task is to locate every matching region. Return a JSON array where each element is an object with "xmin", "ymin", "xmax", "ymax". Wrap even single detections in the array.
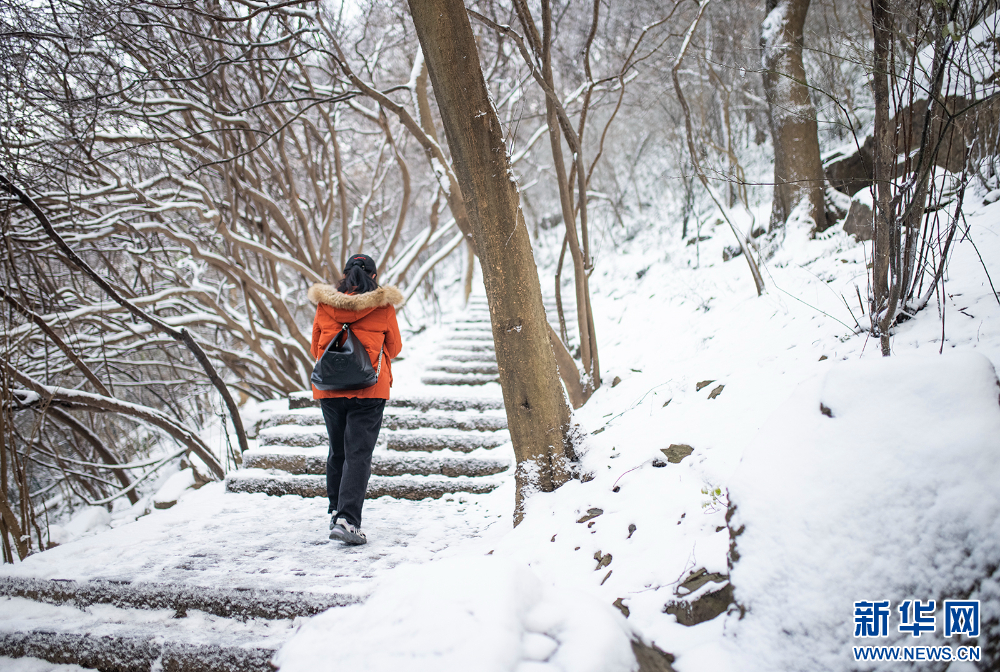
[
  {"xmin": 3, "ymin": 187, "xmax": 998, "ymax": 672},
  {"xmin": 277, "ymin": 187, "xmax": 1000, "ymax": 671}
]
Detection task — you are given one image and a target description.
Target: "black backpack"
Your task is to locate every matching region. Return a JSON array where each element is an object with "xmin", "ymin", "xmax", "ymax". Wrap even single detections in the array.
[{"xmin": 310, "ymin": 323, "xmax": 383, "ymax": 391}]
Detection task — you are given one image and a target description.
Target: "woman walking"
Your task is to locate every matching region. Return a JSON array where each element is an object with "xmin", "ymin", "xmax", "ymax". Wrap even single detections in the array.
[{"xmin": 309, "ymin": 254, "xmax": 403, "ymax": 545}]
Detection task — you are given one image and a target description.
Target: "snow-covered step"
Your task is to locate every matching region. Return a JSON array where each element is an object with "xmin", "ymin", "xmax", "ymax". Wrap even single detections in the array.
[
  {"xmin": 256, "ymin": 409, "xmax": 324, "ymax": 431},
  {"xmin": 429, "ymin": 340, "xmax": 495, "ymax": 353},
  {"xmin": 387, "ymin": 429, "xmax": 509, "ymax": 453},
  {"xmin": 425, "ymin": 361, "xmax": 500, "ymax": 376},
  {"xmin": 441, "ymin": 331, "xmax": 493, "ymax": 341},
  {"xmin": 0, "ymin": 591, "xmax": 294, "ymax": 672},
  {"xmin": 260, "ymin": 422, "xmax": 509, "ymax": 449},
  {"xmin": 436, "ymin": 350, "xmax": 498, "ymax": 362},
  {"xmin": 257, "ymin": 411, "xmax": 322, "ymax": 430},
  {"xmin": 258, "ymin": 425, "xmax": 327, "ymax": 448},
  {"xmin": 0, "ymin": 576, "xmax": 356, "ymax": 621},
  {"xmin": 421, "ymin": 372, "xmax": 499, "ymax": 386},
  {"xmin": 0, "ymin": 631, "xmax": 275, "ymax": 672},
  {"xmin": 243, "ymin": 449, "xmax": 510, "ymax": 478},
  {"xmin": 225, "ymin": 472, "xmax": 502, "ymax": 499},
  {"xmin": 288, "ymin": 392, "xmax": 504, "ymax": 413},
  {"xmin": 388, "ymin": 395, "xmax": 504, "ymax": 413},
  {"xmin": 258, "ymin": 409, "xmax": 507, "ymax": 433},
  {"xmin": 374, "ymin": 453, "xmax": 509, "ymax": 477},
  {"xmin": 384, "ymin": 410, "xmax": 507, "ymax": 432}
]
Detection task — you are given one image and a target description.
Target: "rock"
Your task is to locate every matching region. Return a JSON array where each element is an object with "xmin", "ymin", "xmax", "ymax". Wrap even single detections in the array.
[
  {"xmin": 722, "ymin": 245, "xmax": 743, "ymax": 262},
  {"xmin": 676, "ymin": 568, "xmax": 728, "ymax": 596},
  {"xmin": 686, "ymin": 235, "xmax": 711, "ymax": 246},
  {"xmin": 663, "ymin": 583, "xmax": 734, "ymax": 626},
  {"xmin": 824, "ymin": 138, "xmax": 874, "ymax": 195},
  {"xmin": 750, "ymin": 226, "xmax": 767, "ymax": 239},
  {"xmin": 631, "ymin": 640, "xmax": 677, "ymax": 672},
  {"xmin": 843, "ymin": 200, "xmax": 874, "ymax": 241},
  {"xmin": 661, "ymin": 444, "xmax": 694, "ymax": 463},
  {"xmin": 627, "ymin": 524, "xmax": 636, "ymax": 538},
  {"xmin": 651, "ymin": 459, "xmax": 666, "ymax": 468},
  {"xmin": 577, "ymin": 508, "xmax": 604, "ymax": 523},
  {"xmin": 695, "ymin": 380, "xmax": 714, "ymax": 391},
  {"xmin": 593, "ymin": 550, "xmax": 612, "ymax": 570},
  {"xmin": 707, "ymin": 384, "xmax": 725, "ymax": 399},
  {"xmin": 611, "ymin": 376, "xmax": 622, "ymax": 387},
  {"xmin": 614, "ymin": 597, "xmax": 630, "ymax": 618}
]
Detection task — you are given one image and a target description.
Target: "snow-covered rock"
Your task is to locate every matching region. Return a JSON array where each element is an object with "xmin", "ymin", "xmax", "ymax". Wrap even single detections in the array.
[{"xmin": 152, "ymin": 468, "xmax": 198, "ymax": 510}]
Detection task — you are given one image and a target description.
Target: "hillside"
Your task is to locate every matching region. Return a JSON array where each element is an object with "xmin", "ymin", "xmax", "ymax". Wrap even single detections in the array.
[{"xmin": 3, "ymin": 184, "xmax": 998, "ymax": 672}]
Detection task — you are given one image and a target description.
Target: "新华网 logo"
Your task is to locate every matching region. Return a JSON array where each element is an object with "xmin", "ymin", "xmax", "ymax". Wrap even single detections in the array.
[{"xmin": 852, "ymin": 599, "xmax": 981, "ymax": 663}]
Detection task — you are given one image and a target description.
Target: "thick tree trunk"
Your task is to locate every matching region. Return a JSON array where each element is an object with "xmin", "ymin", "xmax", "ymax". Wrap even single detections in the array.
[
  {"xmin": 761, "ymin": 0, "xmax": 826, "ymax": 232},
  {"xmin": 406, "ymin": 0, "xmax": 573, "ymax": 523}
]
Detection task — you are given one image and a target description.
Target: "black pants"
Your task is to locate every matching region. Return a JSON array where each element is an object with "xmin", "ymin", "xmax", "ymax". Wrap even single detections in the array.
[{"xmin": 319, "ymin": 397, "xmax": 386, "ymax": 528}]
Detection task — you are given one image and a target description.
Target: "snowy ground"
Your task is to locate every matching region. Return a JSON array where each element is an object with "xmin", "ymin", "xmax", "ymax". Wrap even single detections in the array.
[
  {"xmin": 0, "ymin": 474, "xmax": 512, "ymax": 596},
  {"xmin": 2, "ymin": 184, "xmax": 998, "ymax": 671}
]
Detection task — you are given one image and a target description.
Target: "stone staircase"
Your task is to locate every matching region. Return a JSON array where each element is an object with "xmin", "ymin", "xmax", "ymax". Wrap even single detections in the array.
[
  {"xmin": 0, "ymin": 576, "xmax": 352, "ymax": 671},
  {"xmin": 225, "ymin": 296, "xmax": 514, "ymax": 501},
  {"xmin": 419, "ymin": 297, "xmax": 577, "ymax": 387},
  {"xmin": 0, "ymin": 295, "xmax": 577, "ymax": 672}
]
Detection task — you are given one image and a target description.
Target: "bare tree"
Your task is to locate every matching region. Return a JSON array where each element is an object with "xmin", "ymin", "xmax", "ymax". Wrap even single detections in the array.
[
  {"xmin": 672, "ymin": 0, "xmax": 765, "ymax": 295},
  {"xmin": 0, "ymin": 0, "xmax": 477, "ymax": 552},
  {"xmin": 869, "ymin": 0, "xmax": 997, "ymax": 354},
  {"xmin": 761, "ymin": 0, "xmax": 827, "ymax": 232},
  {"xmin": 407, "ymin": 0, "xmax": 574, "ymax": 522}
]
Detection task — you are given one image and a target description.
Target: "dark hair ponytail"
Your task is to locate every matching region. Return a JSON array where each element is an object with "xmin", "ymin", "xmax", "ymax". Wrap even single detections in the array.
[{"xmin": 337, "ymin": 260, "xmax": 379, "ymax": 294}]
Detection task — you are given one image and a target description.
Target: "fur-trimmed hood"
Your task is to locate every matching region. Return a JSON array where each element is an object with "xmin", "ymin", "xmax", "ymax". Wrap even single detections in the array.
[{"xmin": 307, "ymin": 283, "xmax": 404, "ymax": 310}]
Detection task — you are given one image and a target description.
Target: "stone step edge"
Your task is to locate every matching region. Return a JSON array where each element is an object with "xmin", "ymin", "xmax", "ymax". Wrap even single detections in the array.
[
  {"xmin": 0, "ymin": 576, "xmax": 359, "ymax": 621},
  {"xmin": 259, "ymin": 429, "xmax": 510, "ymax": 451},
  {"xmin": 257, "ymin": 410, "xmax": 508, "ymax": 432},
  {"xmin": 253, "ymin": 441, "xmax": 507, "ymax": 455},
  {"xmin": 0, "ymin": 631, "xmax": 274, "ymax": 672},
  {"xmin": 289, "ymin": 393, "xmax": 504, "ymax": 412},
  {"xmin": 243, "ymin": 452, "xmax": 511, "ymax": 478},
  {"xmin": 425, "ymin": 364, "xmax": 499, "ymax": 374},
  {"xmin": 420, "ymin": 375, "xmax": 498, "ymax": 386},
  {"xmin": 225, "ymin": 473, "xmax": 502, "ymax": 499}
]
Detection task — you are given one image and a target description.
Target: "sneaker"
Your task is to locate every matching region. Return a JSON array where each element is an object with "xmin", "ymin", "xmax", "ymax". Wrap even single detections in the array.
[
  {"xmin": 329, "ymin": 518, "xmax": 367, "ymax": 545},
  {"xmin": 329, "ymin": 511, "xmax": 338, "ymax": 530}
]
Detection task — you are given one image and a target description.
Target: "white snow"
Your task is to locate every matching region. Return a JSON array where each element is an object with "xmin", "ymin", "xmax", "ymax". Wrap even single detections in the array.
[
  {"xmin": 0, "ymin": 596, "xmax": 291, "ymax": 648},
  {"xmin": 4, "ymin": 175, "xmax": 999, "ymax": 671},
  {"xmin": 152, "ymin": 468, "xmax": 197, "ymax": 508},
  {"xmin": 0, "ymin": 483, "xmax": 511, "ymax": 597},
  {"xmin": 58, "ymin": 507, "xmax": 111, "ymax": 542},
  {"xmin": 727, "ymin": 352, "xmax": 1000, "ymax": 671},
  {"xmin": 0, "ymin": 657, "xmax": 92, "ymax": 671},
  {"xmin": 273, "ymin": 556, "xmax": 637, "ymax": 672}
]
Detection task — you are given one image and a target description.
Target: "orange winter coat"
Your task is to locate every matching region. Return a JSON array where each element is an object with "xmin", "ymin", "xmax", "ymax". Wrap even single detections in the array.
[{"xmin": 309, "ymin": 284, "xmax": 403, "ymax": 400}]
